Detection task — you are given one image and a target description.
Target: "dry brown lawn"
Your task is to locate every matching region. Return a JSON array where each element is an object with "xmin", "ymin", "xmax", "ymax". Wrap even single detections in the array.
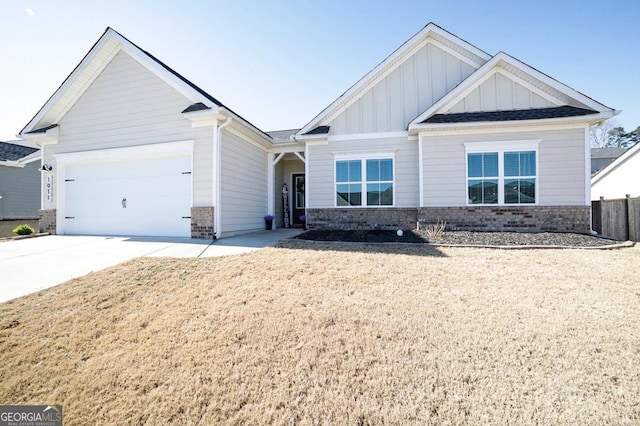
[{"xmin": 1, "ymin": 242, "xmax": 639, "ymax": 425}]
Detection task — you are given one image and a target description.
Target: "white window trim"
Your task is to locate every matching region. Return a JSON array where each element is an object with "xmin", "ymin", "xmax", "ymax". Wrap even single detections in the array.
[
  {"xmin": 333, "ymin": 151, "xmax": 396, "ymax": 208},
  {"xmin": 464, "ymin": 140, "xmax": 540, "ymax": 206}
]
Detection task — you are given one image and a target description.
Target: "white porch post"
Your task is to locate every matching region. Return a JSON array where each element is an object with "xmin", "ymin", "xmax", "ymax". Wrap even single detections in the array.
[
  {"xmin": 304, "ymin": 144, "xmax": 309, "ymax": 217},
  {"xmin": 267, "ymin": 152, "xmax": 275, "ymax": 229},
  {"xmin": 418, "ymin": 133, "xmax": 424, "ymax": 208}
]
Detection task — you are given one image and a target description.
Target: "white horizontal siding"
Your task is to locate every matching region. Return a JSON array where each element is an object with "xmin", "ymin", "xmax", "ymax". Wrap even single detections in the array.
[
  {"xmin": 422, "ymin": 127, "xmax": 587, "ymax": 206},
  {"xmin": 308, "ymin": 137, "xmax": 419, "ymax": 208},
  {"xmin": 220, "ymin": 130, "xmax": 268, "ymax": 233},
  {"xmin": 307, "ymin": 144, "xmax": 334, "ymax": 208},
  {"xmin": 46, "ymin": 50, "xmax": 213, "ymax": 207},
  {"xmin": 448, "ymin": 71, "xmax": 555, "ymax": 113},
  {"xmin": 329, "ymin": 42, "xmax": 476, "ymax": 134},
  {"xmin": 423, "ymin": 138, "xmax": 466, "ymax": 206}
]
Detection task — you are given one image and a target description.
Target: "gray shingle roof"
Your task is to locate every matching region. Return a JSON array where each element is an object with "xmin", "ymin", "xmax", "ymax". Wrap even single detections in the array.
[
  {"xmin": 181, "ymin": 102, "xmax": 211, "ymax": 113},
  {"xmin": 303, "ymin": 125, "xmax": 330, "ymax": 135},
  {"xmin": 26, "ymin": 124, "xmax": 58, "ymax": 134},
  {"xmin": 591, "ymin": 147, "xmax": 627, "ymax": 159},
  {"xmin": 422, "ymin": 106, "xmax": 599, "ymax": 124},
  {"xmin": 0, "ymin": 142, "xmax": 39, "ymax": 161},
  {"xmin": 265, "ymin": 129, "xmax": 300, "ymax": 141}
]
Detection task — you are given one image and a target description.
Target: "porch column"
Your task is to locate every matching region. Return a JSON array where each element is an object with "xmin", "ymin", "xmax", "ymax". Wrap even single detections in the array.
[
  {"xmin": 268, "ymin": 152, "xmax": 286, "ymax": 230},
  {"xmin": 418, "ymin": 133, "xmax": 424, "ymax": 208},
  {"xmin": 267, "ymin": 152, "xmax": 275, "ymax": 229}
]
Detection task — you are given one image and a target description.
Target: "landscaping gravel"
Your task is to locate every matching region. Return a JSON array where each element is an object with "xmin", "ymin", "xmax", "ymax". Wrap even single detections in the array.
[{"xmin": 294, "ymin": 230, "xmax": 619, "ymax": 247}]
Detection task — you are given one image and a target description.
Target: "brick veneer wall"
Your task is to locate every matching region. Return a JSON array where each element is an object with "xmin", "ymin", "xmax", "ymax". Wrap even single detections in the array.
[
  {"xmin": 419, "ymin": 206, "xmax": 591, "ymax": 233},
  {"xmin": 39, "ymin": 209, "xmax": 56, "ymax": 234},
  {"xmin": 191, "ymin": 207, "xmax": 214, "ymax": 239},
  {"xmin": 306, "ymin": 208, "xmax": 418, "ymax": 231},
  {"xmin": 306, "ymin": 206, "xmax": 591, "ymax": 234}
]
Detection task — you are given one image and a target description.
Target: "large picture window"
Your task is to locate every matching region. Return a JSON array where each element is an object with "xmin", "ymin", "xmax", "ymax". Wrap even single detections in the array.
[
  {"xmin": 466, "ymin": 145, "xmax": 537, "ymax": 205},
  {"xmin": 336, "ymin": 156, "xmax": 394, "ymax": 207}
]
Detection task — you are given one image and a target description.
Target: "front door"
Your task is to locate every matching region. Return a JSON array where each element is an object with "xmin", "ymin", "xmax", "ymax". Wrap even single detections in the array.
[{"xmin": 291, "ymin": 173, "xmax": 305, "ymax": 226}]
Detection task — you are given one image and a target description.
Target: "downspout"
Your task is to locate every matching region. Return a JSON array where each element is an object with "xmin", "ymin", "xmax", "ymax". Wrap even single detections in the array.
[
  {"xmin": 587, "ymin": 123, "xmax": 600, "ymax": 235},
  {"xmin": 214, "ymin": 115, "xmax": 232, "ymax": 239}
]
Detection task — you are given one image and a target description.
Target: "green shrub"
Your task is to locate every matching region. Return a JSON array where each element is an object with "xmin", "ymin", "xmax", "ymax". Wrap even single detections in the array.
[{"xmin": 13, "ymin": 224, "xmax": 35, "ymax": 236}]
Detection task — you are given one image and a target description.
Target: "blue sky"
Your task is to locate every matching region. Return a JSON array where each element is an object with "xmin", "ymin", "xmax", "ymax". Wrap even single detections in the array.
[{"xmin": 1, "ymin": 0, "xmax": 638, "ymax": 140}]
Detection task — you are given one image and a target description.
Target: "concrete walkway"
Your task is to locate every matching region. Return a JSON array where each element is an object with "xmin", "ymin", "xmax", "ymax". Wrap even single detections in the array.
[{"xmin": 0, "ymin": 229, "xmax": 302, "ymax": 303}]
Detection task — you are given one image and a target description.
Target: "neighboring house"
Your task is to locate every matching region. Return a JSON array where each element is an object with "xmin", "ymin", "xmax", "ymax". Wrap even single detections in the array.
[
  {"xmin": 0, "ymin": 141, "xmax": 40, "ymax": 220},
  {"xmin": 19, "ymin": 24, "xmax": 616, "ymax": 238},
  {"xmin": 591, "ymin": 147, "xmax": 627, "ymax": 174},
  {"xmin": 591, "ymin": 142, "xmax": 640, "ymax": 200}
]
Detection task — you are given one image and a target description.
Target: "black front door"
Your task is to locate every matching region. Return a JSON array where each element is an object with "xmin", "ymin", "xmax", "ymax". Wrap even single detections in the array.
[{"xmin": 292, "ymin": 173, "xmax": 305, "ymax": 226}]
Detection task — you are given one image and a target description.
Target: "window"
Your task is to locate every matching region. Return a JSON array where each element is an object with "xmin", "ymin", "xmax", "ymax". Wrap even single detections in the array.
[
  {"xmin": 336, "ymin": 160, "xmax": 362, "ymax": 206},
  {"xmin": 466, "ymin": 145, "xmax": 537, "ymax": 205},
  {"xmin": 467, "ymin": 153, "xmax": 498, "ymax": 204},
  {"xmin": 336, "ymin": 156, "xmax": 394, "ymax": 207},
  {"xmin": 504, "ymin": 151, "xmax": 536, "ymax": 204}
]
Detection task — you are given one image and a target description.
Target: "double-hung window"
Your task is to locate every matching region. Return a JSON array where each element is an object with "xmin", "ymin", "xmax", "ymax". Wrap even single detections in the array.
[
  {"xmin": 465, "ymin": 142, "xmax": 538, "ymax": 205},
  {"xmin": 335, "ymin": 154, "xmax": 394, "ymax": 207}
]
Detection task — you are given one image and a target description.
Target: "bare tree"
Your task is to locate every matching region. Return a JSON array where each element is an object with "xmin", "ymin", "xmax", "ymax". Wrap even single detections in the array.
[{"xmin": 590, "ymin": 120, "xmax": 617, "ymax": 148}]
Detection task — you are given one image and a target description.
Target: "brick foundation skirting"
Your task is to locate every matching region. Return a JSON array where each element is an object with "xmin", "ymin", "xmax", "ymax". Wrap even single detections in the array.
[
  {"xmin": 307, "ymin": 208, "xmax": 418, "ymax": 231},
  {"xmin": 191, "ymin": 207, "xmax": 214, "ymax": 239},
  {"xmin": 39, "ymin": 209, "xmax": 57, "ymax": 234},
  {"xmin": 307, "ymin": 206, "xmax": 591, "ymax": 234},
  {"xmin": 418, "ymin": 206, "xmax": 591, "ymax": 233}
]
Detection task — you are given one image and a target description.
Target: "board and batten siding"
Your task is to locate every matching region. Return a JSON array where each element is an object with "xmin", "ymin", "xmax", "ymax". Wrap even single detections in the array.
[
  {"xmin": 447, "ymin": 71, "xmax": 555, "ymax": 113},
  {"xmin": 220, "ymin": 129, "xmax": 268, "ymax": 234},
  {"xmin": 422, "ymin": 127, "xmax": 588, "ymax": 207},
  {"xmin": 0, "ymin": 162, "xmax": 40, "ymax": 219},
  {"xmin": 45, "ymin": 50, "xmax": 213, "ymax": 208},
  {"xmin": 328, "ymin": 43, "xmax": 477, "ymax": 134},
  {"xmin": 308, "ymin": 137, "xmax": 419, "ymax": 208}
]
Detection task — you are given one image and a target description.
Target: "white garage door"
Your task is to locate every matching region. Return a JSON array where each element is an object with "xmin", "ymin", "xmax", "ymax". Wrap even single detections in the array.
[{"xmin": 63, "ymin": 153, "xmax": 192, "ymax": 237}]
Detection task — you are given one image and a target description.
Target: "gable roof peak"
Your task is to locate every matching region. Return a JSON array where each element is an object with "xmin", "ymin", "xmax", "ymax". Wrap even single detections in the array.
[
  {"xmin": 295, "ymin": 22, "xmax": 492, "ymax": 137},
  {"xmin": 19, "ymin": 27, "xmax": 271, "ymax": 141}
]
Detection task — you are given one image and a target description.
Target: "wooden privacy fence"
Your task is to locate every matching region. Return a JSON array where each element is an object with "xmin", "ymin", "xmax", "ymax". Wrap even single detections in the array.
[{"xmin": 592, "ymin": 195, "xmax": 640, "ymax": 241}]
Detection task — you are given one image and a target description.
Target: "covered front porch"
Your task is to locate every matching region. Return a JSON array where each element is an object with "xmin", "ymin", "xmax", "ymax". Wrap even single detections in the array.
[{"xmin": 267, "ymin": 144, "xmax": 306, "ymax": 230}]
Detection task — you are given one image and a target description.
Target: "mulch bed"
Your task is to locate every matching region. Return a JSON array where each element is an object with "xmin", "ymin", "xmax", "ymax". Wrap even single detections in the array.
[{"xmin": 294, "ymin": 230, "xmax": 619, "ymax": 247}]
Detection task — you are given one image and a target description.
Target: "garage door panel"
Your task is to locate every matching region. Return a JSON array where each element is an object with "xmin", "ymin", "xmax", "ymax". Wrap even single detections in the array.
[{"xmin": 63, "ymin": 152, "xmax": 192, "ymax": 237}]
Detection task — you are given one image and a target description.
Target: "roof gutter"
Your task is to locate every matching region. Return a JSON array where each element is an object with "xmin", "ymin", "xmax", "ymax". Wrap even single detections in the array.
[{"xmin": 0, "ymin": 160, "xmax": 24, "ymax": 168}]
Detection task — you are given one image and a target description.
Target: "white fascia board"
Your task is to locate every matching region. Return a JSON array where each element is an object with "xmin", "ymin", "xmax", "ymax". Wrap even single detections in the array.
[
  {"xmin": 23, "ymin": 29, "xmax": 218, "ymax": 135},
  {"xmin": 410, "ymin": 111, "xmax": 615, "ymax": 136},
  {"xmin": 296, "ymin": 23, "xmax": 490, "ymax": 137},
  {"xmin": 182, "ymin": 107, "xmax": 223, "ymax": 127},
  {"xmin": 218, "ymin": 107, "xmax": 273, "ymax": 146},
  {"xmin": 496, "ymin": 52, "xmax": 616, "ymax": 113},
  {"xmin": 19, "ymin": 126, "xmax": 59, "ymax": 145},
  {"xmin": 110, "ymin": 31, "xmax": 214, "ymax": 107},
  {"xmin": 409, "ymin": 54, "xmax": 509, "ymax": 126},
  {"xmin": 18, "ymin": 151, "xmax": 42, "ymax": 165},
  {"xmin": 225, "ymin": 126, "xmax": 271, "ymax": 152},
  {"xmin": 20, "ymin": 32, "xmax": 119, "ymax": 134},
  {"xmin": 591, "ymin": 141, "xmax": 640, "ymax": 185},
  {"xmin": 0, "ymin": 161, "xmax": 24, "ymax": 169},
  {"xmin": 409, "ymin": 52, "xmax": 615, "ymax": 128},
  {"xmin": 296, "ymin": 134, "xmax": 329, "ymax": 142}
]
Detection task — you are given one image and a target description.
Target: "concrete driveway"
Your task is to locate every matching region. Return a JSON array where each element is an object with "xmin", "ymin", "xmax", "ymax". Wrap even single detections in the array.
[{"xmin": 0, "ymin": 229, "xmax": 302, "ymax": 303}]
